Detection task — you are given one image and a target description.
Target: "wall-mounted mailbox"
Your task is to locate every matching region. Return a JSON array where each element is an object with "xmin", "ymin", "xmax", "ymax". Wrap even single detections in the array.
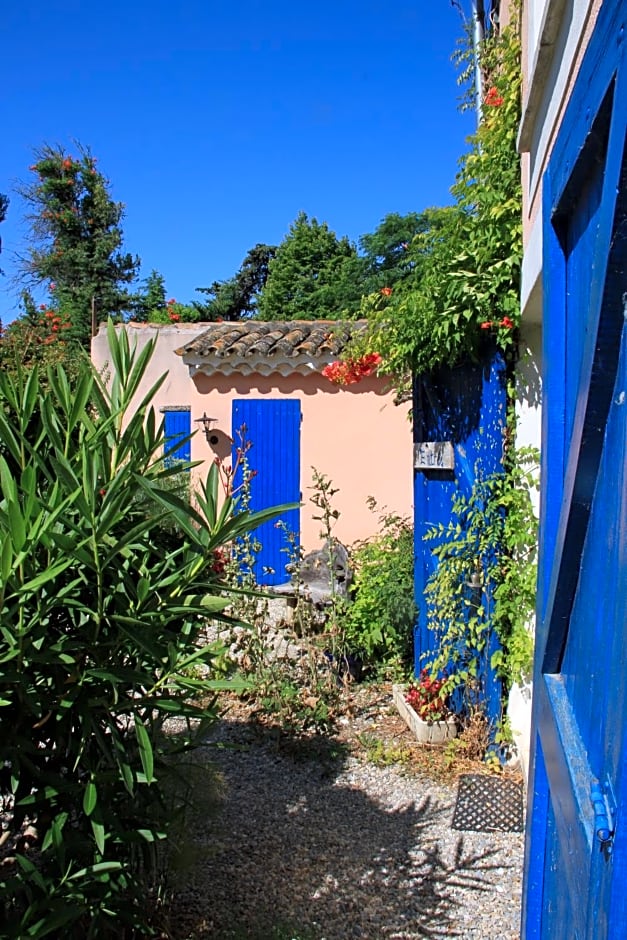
[{"xmin": 414, "ymin": 441, "xmax": 455, "ymax": 471}]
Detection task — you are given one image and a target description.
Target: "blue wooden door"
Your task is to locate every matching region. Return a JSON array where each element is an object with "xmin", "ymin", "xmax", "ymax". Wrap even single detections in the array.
[
  {"xmin": 522, "ymin": 4, "xmax": 627, "ymax": 936},
  {"xmin": 232, "ymin": 399, "xmax": 301, "ymax": 586},
  {"xmin": 163, "ymin": 407, "xmax": 191, "ymax": 466},
  {"xmin": 413, "ymin": 349, "xmax": 507, "ymax": 730}
]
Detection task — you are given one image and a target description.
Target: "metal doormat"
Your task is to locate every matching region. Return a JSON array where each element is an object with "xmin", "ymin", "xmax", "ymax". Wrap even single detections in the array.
[{"xmin": 452, "ymin": 774, "xmax": 524, "ymax": 832}]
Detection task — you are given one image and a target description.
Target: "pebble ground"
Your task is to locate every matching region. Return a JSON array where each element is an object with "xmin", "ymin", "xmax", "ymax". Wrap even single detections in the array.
[{"xmin": 168, "ymin": 688, "xmax": 524, "ymax": 940}]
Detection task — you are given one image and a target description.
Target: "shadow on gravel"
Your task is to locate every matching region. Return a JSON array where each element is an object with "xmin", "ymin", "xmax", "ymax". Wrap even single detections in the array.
[{"xmin": 167, "ymin": 718, "xmax": 516, "ymax": 940}]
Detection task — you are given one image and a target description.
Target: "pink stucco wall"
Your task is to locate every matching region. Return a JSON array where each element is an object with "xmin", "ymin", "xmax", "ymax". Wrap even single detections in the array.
[{"xmin": 92, "ymin": 322, "xmax": 413, "ymax": 552}]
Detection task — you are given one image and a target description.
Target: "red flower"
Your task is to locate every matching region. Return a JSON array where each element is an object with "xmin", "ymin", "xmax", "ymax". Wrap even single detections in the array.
[
  {"xmin": 167, "ymin": 298, "xmax": 176, "ymax": 305},
  {"xmin": 500, "ymin": 316, "xmax": 514, "ymax": 329},
  {"xmin": 169, "ymin": 312, "xmax": 180, "ymax": 322},
  {"xmin": 406, "ymin": 669, "xmax": 449, "ymax": 721},
  {"xmin": 485, "ymin": 86, "xmax": 504, "ymax": 107},
  {"xmin": 380, "ymin": 286, "xmax": 393, "ymax": 297},
  {"xmin": 480, "ymin": 321, "xmax": 493, "ymax": 330},
  {"xmin": 210, "ymin": 548, "xmax": 226, "ymax": 575},
  {"xmin": 322, "ymin": 353, "xmax": 382, "ymax": 385}
]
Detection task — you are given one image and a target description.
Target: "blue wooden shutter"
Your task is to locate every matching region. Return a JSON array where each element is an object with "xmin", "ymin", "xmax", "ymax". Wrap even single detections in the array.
[
  {"xmin": 523, "ymin": 4, "xmax": 627, "ymax": 936},
  {"xmin": 232, "ymin": 399, "xmax": 301, "ymax": 586},
  {"xmin": 163, "ymin": 408, "xmax": 191, "ymax": 467}
]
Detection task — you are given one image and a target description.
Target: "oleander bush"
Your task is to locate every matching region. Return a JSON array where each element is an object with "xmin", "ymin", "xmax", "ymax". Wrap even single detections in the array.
[{"xmin": 0, "ymin": 323, "xmax": 281, "ymax": 937}]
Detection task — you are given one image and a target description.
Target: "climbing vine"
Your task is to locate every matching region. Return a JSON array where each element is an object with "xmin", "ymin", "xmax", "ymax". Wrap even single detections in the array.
[
  {"xmin": 423, "ymin": 442, "xmax": 538, "ymax": 701},
  {"xmin": 361, "ymin": 11, "xmax": 522, "ymax": 381},
  {"xmin": 360, "ymin": 9, "xmax": 535, "ymax": 717}
]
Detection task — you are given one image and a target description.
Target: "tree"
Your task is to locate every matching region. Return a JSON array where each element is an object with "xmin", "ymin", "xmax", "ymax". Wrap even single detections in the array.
[
  {"xmin": 193, "ymin": 243, "xmax": 277, "ymax": 321},
  {"xmin": 256, "ymin": 212, "xmax": 364, "ymax": 321},
  {"xmin": 0, "ymin": 290, "xmax": 81, "ymax": 389},
  {"xmin": 358, "ymin": 211, "xmax": 435, "ymax": 292},
  {"xmin": 134, "ymin": 268, "xmax": 167, "ymax": 321},
  {"xmin": 18, "ymin": 143, "xmax": 140, "ymax": 346}
]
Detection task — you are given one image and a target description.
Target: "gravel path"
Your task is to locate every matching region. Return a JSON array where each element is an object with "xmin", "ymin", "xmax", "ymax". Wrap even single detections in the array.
[{"xmin": 169, "ymin": 694, "xmax": 524, "ymax": 940}]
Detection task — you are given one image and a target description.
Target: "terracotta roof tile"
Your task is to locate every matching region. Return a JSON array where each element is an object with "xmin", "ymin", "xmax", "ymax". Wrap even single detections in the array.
[{"xmin": 177, "ymin": 320, "xmax": 366, "ymax": 376}]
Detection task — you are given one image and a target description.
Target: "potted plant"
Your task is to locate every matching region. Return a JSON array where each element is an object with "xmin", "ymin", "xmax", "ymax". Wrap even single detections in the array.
[{"xmin": 393, "ymin": 670, "xmax": 457, "ymax": 744}]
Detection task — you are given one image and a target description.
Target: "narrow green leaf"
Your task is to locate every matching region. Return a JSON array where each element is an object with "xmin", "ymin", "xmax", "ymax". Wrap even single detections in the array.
[
  {"xmin": 68, "ymin": 861, "xmax": 123, "ymax": 880},
  {"xmin": 134, "ymin": 716, "xmax": 154, "ymax": 783},
  {"xmin": 91, "ymin": 818, "xmax": 105, "ymax": 854},
  {"xmin": 83, "ymin": 780, "xmax": 97, "ymax": 816}
]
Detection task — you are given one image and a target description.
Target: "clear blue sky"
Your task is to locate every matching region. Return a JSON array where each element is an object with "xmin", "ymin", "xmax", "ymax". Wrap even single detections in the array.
[{"xmin": 2, "ymin": 0, "xmax": 477, "ymax": 316}]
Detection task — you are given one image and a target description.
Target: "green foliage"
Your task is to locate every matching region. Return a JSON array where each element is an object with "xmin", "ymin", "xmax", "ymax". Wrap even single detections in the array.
[
  {"xmin": 358, "ymin": 211, "xmax": 435, "ymax": 292},
  {"xmin": 0, "ymin": 290, "xmax": 84, "ymax": 389},
  {"xmin": 144, "ymin": 296, "xmax": 201, "ymax": 324},
  {"xmin": 18, "ymin": 143, "xmax": 140, "ymax": 346},
  {"xmin": 423, "ymin": 445, "xmax": 538, "ymax": 703},
  {"xmin": 344, "ymin": 502, "xmax": 416, "ymax": 675},
  {"xmin": 363, "ymin": 16, "xmax": 522, "ymax": 378},
  {"xmin": 257, "ymin": 212, "xmax": 363, "ymax": 320},
  {"xmin": 214, "ymin": 446, "xmax": 340, "ymax": 739},
  {"xmin": 195, "ymin": 243, "xmax": 277, "ymax": 321},
  {"xmin": 134, "ymin": 269, "xmax": 167, "ymax": 322},
  {"xmin": 356, "ymin": 732, "xmax": 411, "ymax": 767},
  {"xmin": 308, "ymin": 468, "xmax": 349, "ymax": 647},
  {"xmin": 0, "ymin": 322, "xmax": 283, "ymax": 936}
]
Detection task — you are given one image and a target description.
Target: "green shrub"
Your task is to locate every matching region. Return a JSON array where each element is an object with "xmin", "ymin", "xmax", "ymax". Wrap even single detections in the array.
[
  {"xmin": 344, "ymin": 502, "xmax": 416, "ymax": 674},
  {"xmin": 0, "ymin": 322, "xmax": 283, "ymax": 937}
]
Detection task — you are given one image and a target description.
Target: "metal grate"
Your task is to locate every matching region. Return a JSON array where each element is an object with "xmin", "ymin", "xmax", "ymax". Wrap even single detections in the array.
[{"xmin": 452, "ymin": 773, "xmax": 524, "ymax": 832}]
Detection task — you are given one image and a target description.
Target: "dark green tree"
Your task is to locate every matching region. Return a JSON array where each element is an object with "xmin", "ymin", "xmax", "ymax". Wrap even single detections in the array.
[
  {"xmin": 18, "ymin": 144, "xmax": 140, "ymax": 346},
  {"xmin": 194, "ymin": 243, "xmax": 277, "ymax": 321},
  {"xmin": 256, "ymin": 212, "xmax": 364, "ymax": 320},
  {"xmin": 134, "ymin": 268, "xmax": 167, "ymax": 321},
  {"xmin": 359, "ymin": 211, "xmax": 435, "ymax": 292}
]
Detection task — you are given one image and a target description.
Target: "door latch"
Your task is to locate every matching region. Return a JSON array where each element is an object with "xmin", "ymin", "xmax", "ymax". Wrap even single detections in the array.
[{"xmin": 591, "ymin": 778, "xmax": 616, "ymax": 853}]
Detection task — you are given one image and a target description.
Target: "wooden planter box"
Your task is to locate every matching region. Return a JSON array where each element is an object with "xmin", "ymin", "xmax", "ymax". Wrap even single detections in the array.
[{"xmin": 392, "ymin": 685, "xmax": 458, "ymax": 745}]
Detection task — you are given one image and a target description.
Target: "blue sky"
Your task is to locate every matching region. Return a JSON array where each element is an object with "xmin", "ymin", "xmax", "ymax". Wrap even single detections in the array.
[{"xmin": 2, "ymin": 1, "xmax": 477, "ymax": 316}]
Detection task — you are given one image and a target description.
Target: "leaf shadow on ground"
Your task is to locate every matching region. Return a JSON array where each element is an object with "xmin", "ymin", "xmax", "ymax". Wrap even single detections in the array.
[{"xmin": 167, "ymin": 717, "xmax": 518, "ymax": 940}]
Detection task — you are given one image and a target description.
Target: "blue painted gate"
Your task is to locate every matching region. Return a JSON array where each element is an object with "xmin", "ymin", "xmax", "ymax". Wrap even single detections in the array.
[
  {"xmin": 232, "ymin": 399, "xmax": 301, "ymax": 586},
  {"xmin": 522, "ymin": 3, "xmax": 627, "ymax": 936},
  {"xmin": 413, "ymin": 349, "xmax": 507, "ymax": 729}
]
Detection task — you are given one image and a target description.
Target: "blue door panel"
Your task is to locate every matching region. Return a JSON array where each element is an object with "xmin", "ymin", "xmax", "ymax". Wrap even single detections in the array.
[
  {"xmin": 523, "ymin": 2, "xmax": 627, "ymax": 935},
  {"xmin": 163, "ymin": 409, "xmax": 191, "ymax": 465},
  {"xmin": 413, "ymin": 349, "xmax": 507, "ymax": 729},
  {"xmin": 232, "ymin": 399, "xmax": 300, "ymax": 586},
  {"xmin": 563, "ymin": 156, "xmax": 604, "ymax": 451}
]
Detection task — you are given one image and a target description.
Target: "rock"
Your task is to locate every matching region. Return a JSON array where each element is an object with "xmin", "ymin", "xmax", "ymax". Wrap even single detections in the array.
[{"xmin": 273, "ymin": 540, "xmax": 352, "ymax": 605}]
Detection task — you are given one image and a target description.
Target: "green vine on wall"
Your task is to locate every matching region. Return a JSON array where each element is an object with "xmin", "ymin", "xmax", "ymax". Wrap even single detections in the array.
[
  {"xmin": 424, "ymin": 440, "xmax": 538, "ymax": 700},
  {"xmin": 352, "ymin": 9, "xmax": 535, "ymax": 719},
  {"xmin": 361, "ymin": 10, "xmax": 522, "ymax": 381}
]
